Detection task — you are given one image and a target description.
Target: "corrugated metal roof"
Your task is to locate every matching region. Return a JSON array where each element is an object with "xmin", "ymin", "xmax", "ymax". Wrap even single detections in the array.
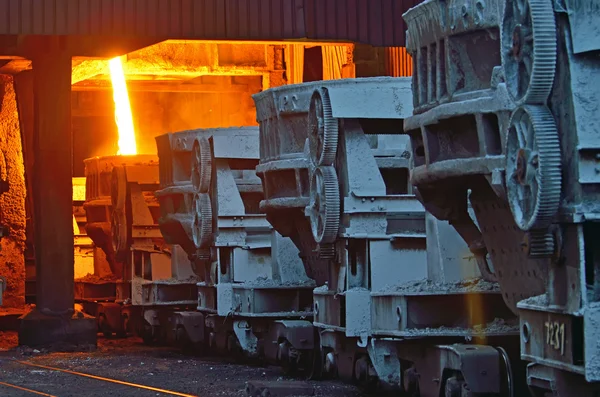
[
  {"xmin": 304, "ymin": 0, "xmax": 420, "ymax": 46},
  {"xmin": 0, "ymin": 0, "xmax": 420, "ymax": 46}
]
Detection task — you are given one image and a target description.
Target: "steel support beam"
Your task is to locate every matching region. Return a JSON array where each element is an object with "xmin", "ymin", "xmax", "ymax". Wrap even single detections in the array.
[{"xmin": 18, "ymin": 37, "xmax": 96, "ymax": 349}]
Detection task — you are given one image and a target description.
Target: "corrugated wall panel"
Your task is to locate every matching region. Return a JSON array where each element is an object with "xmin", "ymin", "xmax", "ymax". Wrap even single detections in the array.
[
  {"xmin": 0, "ymin": 0, "xmax": 7, "ymax": 35},
  {"xmin": 303, "ymin": 0, "xmax": 421, "ymax": 46},
  {"xmin": 0, "ymin": 0, "xmax": 420, "ymax": 46},
  {"xmin": 385, "ymin": 47, "xmax": 413, "ymax": 77}
]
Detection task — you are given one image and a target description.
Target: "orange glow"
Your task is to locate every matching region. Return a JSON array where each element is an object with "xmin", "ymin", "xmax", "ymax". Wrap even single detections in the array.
[{"xmin": 109, "ymin": 57, "xmax": 137, "ymax": 155}]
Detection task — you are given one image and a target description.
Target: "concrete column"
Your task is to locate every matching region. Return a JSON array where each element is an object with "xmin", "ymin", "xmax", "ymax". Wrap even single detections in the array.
[
  {"xmin": 31, "ymin": 46, "xmax": 74, "ymax": 313},
  {"xmin": 18, "ymin": 37, "xmax": 96, "ymax": 348}
]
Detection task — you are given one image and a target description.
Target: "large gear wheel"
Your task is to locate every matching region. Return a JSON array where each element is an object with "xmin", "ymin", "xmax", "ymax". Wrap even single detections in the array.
[
  {"xmin": 524, "ymin": 229, "xmax": 555, "ymax": 258},
  {"xmin": 308, "ymin": 88, "xmax": 339, "ymax": 166},
  {"xmin": 307, "ymin": 166, "xmax": 340, "ymax": 244},
  {"xmin": 192, "ymin": 137, "xmax": 212, "ymax": 193},
  {"xmin": 501, "ymin": 0, "xmax": 557, "ymax": 105},
  {"xmin": 505, "ymin": 105, "xmax": 561, "ymax": 231},
  {"xmin": 192, "ymin": 193, "xmax": 213, "ymax": 249},
  {"xmin": 111, "ymin": 166, "xmax": 129, "ymax": 259},
  {"xmin": 318, "ymin": 243, "xmax": 336, "ymax": 260}
]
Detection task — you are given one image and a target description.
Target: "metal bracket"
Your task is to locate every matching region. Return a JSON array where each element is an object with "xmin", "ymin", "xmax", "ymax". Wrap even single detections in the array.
[
  {"xmin": 233, "ymin": 320, "xmax": 259, "ymax": 357},
  {"xmin": 172, "ymin": 311, "xmax": 206, "ymax": 345},
  {"xmin": 438, "ymin": 344, "xmax": 501, "ymax": 394},
  {"xmin": 143, "ymin": 309, "xmax": 160, "ymax": 327},
  {"xmin": 367, "ymin": 339, "xmax": 401, "ymax": 389},
  {"xmin": 97, "ymin": 302, "xmax": 124, "ymax": 335},
  {"xmin": 271, "ymin": 320, "xmax": 315, "ymax": 350}
]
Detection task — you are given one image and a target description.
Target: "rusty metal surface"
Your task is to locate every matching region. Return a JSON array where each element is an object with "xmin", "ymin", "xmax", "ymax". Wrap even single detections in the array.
[{"xmin": 0, "ymin": 0, "xmax": 420, "ymax": 46}]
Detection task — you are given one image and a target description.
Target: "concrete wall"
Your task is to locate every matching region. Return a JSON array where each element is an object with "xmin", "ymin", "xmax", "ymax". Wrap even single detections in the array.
[
  {"xmin": 354, "ymin": 44, "xmax": 388, "ymax": 77},
  {"xmin": 0, "ymin": 75, "xmax": 26, "ymax": 308},
  {"xmin": 353, "ymin": 44, "xmax": 413, "ymax": 78}
]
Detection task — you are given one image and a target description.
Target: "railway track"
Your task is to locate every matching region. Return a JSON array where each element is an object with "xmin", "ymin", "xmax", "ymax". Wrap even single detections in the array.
[
  {"xmin": 0, "ymin": 360, "xmax": 199, "ymax": 397},
  {"xmin": 0, "ymin": 381, "xmax": 56, "ymax": 397}
]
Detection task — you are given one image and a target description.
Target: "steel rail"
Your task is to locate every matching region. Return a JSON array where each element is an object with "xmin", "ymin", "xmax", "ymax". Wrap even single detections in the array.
[
  {"xmin": 0, "ymin": 380, "xmax": 57, "ymax": 396},
  {"xmin": 13, "ymin": 360, "xmax": 198, "ymax": 397}
]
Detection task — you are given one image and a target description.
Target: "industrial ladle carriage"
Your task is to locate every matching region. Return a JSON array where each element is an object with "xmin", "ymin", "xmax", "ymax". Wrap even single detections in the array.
[
  {"xmin": 78, "ymin": 154, "xmax": 197, "ymax": 339},
  {"xmin": 400, "ymin": 0, "xmax": 600, "ymax": 395},
  {"xmin": 73, "ymin": 0, "xmax": 600, "ymax": 391},
  {"xmin": 253, "ymin": 77, "xmax": 520, "ymax": 395},
  {"xmin": 154, "ymin": 126, "xmax": 316, "ymax": 367}
]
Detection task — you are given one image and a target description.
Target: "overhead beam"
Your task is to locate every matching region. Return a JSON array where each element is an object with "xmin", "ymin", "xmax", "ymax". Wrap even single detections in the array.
[
  {"xmin": 165, "ymin": 39, "xmax": 347, "ymax": 46},
  {"xmin": 0, "ymin": 57, "xmax": 269, "ymax": 80},
  {"xmin": 112, "ymin": 58, "xmax": 268, "ymax": 77},
  {"xmin": 73, "ymin": 57, "xmax": 268, "ymax": 83},
  {"xmin": 71, "ymin": 59, "xmax": 109, "ymax": 84},
  {"xmin": 1, "ymin": 40, "xmax": 277, "ymax": 79},
  {"xmin": 72, "ymin": 81, "xmax": 260, "ymax": 93},
  {"xmin": 0, "ymin": 59, "xmax": 32, "ymax": 74}
]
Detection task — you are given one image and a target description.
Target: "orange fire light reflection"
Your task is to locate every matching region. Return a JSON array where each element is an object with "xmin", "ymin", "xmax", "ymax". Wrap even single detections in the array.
[{"xmin": 109, "ymin": 57, "xmax": 137, "ymax": 155}]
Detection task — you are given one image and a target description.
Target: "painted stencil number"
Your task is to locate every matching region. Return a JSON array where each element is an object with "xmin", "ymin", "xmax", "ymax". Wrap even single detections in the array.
[{"xmin": 544, "ymin": 321, "xmax": 565, "ymax": 356}]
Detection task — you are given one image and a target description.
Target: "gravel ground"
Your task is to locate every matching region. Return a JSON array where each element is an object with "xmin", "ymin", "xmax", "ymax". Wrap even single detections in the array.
[{"xmin": 0, "ymin": 333, "xmax": 365, "ymax": 397}]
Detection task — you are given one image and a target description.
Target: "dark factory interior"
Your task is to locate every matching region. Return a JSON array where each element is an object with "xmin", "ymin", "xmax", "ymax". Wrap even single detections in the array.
[{"xmin": 0, "ymin": 1, "xmax": 598, "ymax": 396}]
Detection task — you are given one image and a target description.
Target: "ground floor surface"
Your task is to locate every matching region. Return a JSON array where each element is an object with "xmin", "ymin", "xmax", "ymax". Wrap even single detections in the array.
[{"xmin": 0, "ymin": 333, "xmax": 364, "ymax": 397}]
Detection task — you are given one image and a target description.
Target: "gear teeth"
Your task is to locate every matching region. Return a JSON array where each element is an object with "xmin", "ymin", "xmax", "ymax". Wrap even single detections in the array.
[
  {"xmin": 505, "ymin": 105, "xmax": 561, "ymax": 231},
  {"xmin": 318, "ymin": 243, "xmax": 336, "ymax": 259},
  {"xmin": 110, "ymin": 166, "xmax": 129, "ymax": 257},
  {"xmin": 528, "ymin": 230, "xmax": 555, "ymax": 257},
  {"xmin": 501, "ymin": 0, "xmax": 557, "ymax": 105},
  {"xmin": 111, "ymin": 208, "xmax": 128, "ymax": 256},
  {"xmin": 308, "ymin": 88, "xmax": 339, "ymax": 166},
  {"xmin": 192, "ymin": 137, "xmax": 212, "ymax": 193},
  {"xmin": 111, "ymin": 166, "xmax": 127, "ymax": 210},
  {"xmin": 308, "ymin": 166, "xmax": 340, "ymax": 245},
  {"xmin": 193, "ymin": 193, "xmax": 214, "ymax": 249}
]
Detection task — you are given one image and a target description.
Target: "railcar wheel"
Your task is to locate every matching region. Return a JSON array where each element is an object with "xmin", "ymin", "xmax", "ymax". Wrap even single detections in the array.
[
  {"xmin": 498, "ymin": 347, "xmax": 515, "ymax": 397},
  {"xmin": 141, "ymin": 324, "xmax": 155, "ymax": 345},
  {"xmin": 116, "ymin": 314, "xmax": 128, "ymax": 338},
  {"xmin": 445, "ymin": 376, "xmax": 464, "ymax": 397},
  {"xmin": 278, "ymin": 340, "xmax": 298, "ymax": 376}
]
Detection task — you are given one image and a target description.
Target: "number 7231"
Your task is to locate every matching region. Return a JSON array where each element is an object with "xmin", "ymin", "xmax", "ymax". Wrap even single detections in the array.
[{"xmin": 544, "ymin": 321, "xmax": 565, "ymax": 356}]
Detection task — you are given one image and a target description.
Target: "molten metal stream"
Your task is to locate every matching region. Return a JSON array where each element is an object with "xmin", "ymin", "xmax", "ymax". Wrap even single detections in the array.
[{"xmin": 109, "ymin": 56, "xmax": 137, "ymax": 156}]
